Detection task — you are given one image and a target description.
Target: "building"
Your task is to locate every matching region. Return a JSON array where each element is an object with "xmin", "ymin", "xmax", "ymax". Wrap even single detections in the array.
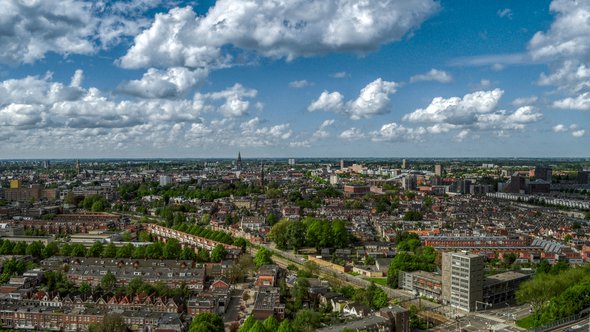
[
  {"xmin": 442, "ymin": 252, "xmax": 485, "ymax": 312},
  {"xmin": 483, "ymin": 271, "xmax": 530, "ymax": 306},
  {"xmin": 399, "ymin": 270, "xmax": 442, "ymax": 301},
  {"xmin": 251, "ymin": 287, "xmax": 285, "ymax": 320},
  {"xmin": 434, "ymin": 164, "xmax": 443, "ymax": 176},
  {"xmin": 159, "ymin": 175, "xmax": 172, "ymax": 186},
  {"xmin": 288, "ymin": 159, "xmax": 296, "ymax": 166},
  {"xmin": 343, "ymin": 184, "xmax": 370, "ymax": 196},
  {"xmin": 578, "ymin": 169, "xmax": 590, "ymax": 184},
  {"xmin": 534, "ymin": 166, "xmax": 552, "ymax": 183},
  {"xmin": 319, "ymin": 305, "xmax": 409, "ymax": 332},
  {"xmin": 236, "ymin": 152, "xmax": 243, "ymax": 171},
  {"xmin": 401, "ymin": 159, "xmax": 408, "ymax": 169}
]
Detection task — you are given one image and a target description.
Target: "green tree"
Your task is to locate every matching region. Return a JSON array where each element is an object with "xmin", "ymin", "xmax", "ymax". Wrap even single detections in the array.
[
  {"xmin": 248, "ymin": 321, "xmax": 266, "ymax": 332},
  {"xmin": 263, "ymin": 316, "xmax": 279, "ymax": 332},
  {"xmin": 133, "ymin": 246, "xmax": 146, "ymax": 259},
  {"xmin": 277, "ymin": 319, "xmax": 293, "ymax": 332},
  {"xmin": 292, "ymin": 309, "xmax": 321, "ymax": 332},
  {"xmin": 210, "ymin": 244, "xmax": 227, "ymax": 263},
  {"xmin": 101, "ymin": 271, "xmax": 117, "ymax": 292},
  {"xmin": 127, "ymin": 277, "xmax": 144, "ymax": 296},
  {"xmin": 254, "ymin": 247, "xmax": 273, "ymax": 268},
  {"xmin": 43, "ymin": 242, "xmax": 59, "ymax": 258},
  {"xmin": 238, "ymin": 316, "xmax": 255, "ymax": 332},
  {"xmin": 116, "ymin": 243, "xmax": 135, "ymax": 258},
  {"xmin": 180, "ymin": 247, "xmax": 197, "ymax": 260},
  {"xmin": 70, "ymin": 243, "xmax": 87, "ymax": 257},
  {"xmin": 163, "ymin": 238, "xmax": 181, "ymax": 259},
  {"xmin": 286, "ymin": 221, "xmax": 307, "ymax": 251},
  {"xmin": 80, "ymin": 281, "xmax": 92, "ymax": 293},
  {"xmin": 88, "ymin": 241, "xmax": 104, "ymax": 257},
  {"xmin": 13, "ymin": 242, "xmax": 27, "ymax": 255},
  {"xmin": 102, "ymin": 243, "xmax": 117, "ymax": 258},
  {"xmin": 269, "ymin": 219, "xmax": 291, "ymax": 250},
  {"xmin": 25, "ymin": 241, "xmax": 45, "ymax": 258}
]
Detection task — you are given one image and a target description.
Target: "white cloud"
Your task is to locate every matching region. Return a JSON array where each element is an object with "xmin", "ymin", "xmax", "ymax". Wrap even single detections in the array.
[
  {"xmin": 512, "ymin": 96, "xmax": 538, "ymax": 107},
  {"xmin": 308, "ymin": 91, "xmax": 345, "ymax": 113},
  {"xmin": 401, "ymin": 89, "xmax": 543, "ymax": 140},
  {"xmin": 347, "ymin": 78, "xmax": 398, "ymax": 120},
  {"xmin": 117, "ymin": 67, "xmax": 208, "ymax": 99},
  {"xmin": 205, "ymin": 84, "xmax": 258, "ymax": 117},
  {"xmin": 497, "ymin": 8, "xmax": 513, "ymax": 19},
  {"xmin": 339, "ymin": 128, "xmax": 365, "ymax": 141},
  {"xmin": 572, "ymin": 129, "xmax": 586, "ymax": 137},
  {"xmin": 331, "ymin": 72, "xmax": 348, "ymax": 78},
  {"xmin": 553, "ymin": 92, "xmax": 590, "ymax": 110},
  {"xmin": 553, "ymin": 124, "xmax": 568, "ymax": 132},
  {"xmin": 119, "ymin": 0, "xmax": 439, "ymax": 69},
  {"xmin": 403, "ymin": 89, "xmax": 504, "ymax": 124},
  {"xmin": 309, "ymin": 78, "xmax": 398, "ymax": 120},
  {"xmin": 410, "ymin": 69, "xmax": 452, "ymax": 83},
  {"xmin": 312, "ymin": 119, "xmax": 335, "ymax": 139},
  {"xmin": 0, "ymin": 0, "xmax": 162, "ymax": 65},
  {"xmin": 289, "ymin": 80, "xmax": 311, "ymax": 89},
  {"xmin": 371, "ymin": 123, "xmax": 426, "ymax": 142}
]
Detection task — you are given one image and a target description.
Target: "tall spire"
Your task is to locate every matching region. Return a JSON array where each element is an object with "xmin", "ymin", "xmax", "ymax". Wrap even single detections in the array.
[{"xmin": 236, "ymin": 152, "xmax": 242, "ymax": 171}]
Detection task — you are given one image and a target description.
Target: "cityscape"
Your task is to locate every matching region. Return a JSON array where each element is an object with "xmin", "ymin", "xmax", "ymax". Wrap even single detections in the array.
[
  {"xmin": 0, "ymin": 157, "xmax": 589, "ymax": 331},
  {"xmin": 1, "ymin": 0, "xmax": 590, "ymax": 332}
]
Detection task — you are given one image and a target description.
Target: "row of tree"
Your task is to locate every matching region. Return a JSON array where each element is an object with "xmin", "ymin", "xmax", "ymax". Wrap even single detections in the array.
[
  {"xmin": 269, "ymin": 217, "xmax": 351, "ymax": 251},
  {"xmin": 171, "ymin": 223, "xmax": 237, "ymax": 246}
]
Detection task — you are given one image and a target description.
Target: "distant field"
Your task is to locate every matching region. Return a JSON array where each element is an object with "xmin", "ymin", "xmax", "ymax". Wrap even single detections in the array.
[{"xmin": 363, "ymin": 277, "xmax": 388, "ymax": 286}]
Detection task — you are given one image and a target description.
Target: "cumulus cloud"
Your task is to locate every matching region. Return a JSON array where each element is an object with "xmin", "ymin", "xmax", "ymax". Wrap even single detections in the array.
[
  {"xmin": 117, "ymin": 67, "xmax": 208, "ymax": 99},
  {"xmin": 308, "ymin": 91, "xmax": 345, "ymax": 113},
  {"xmin": 339, "ymin": 128, "xmax": 364, "ymax": 140},
  {"xmin": 0, "ymin": 0, "xmax": 163, "ymax": 65},
  {"xmin": 553, "ymin": 92, "xmax": 590, "ymax": 110},
  {"xmin": 370, "ymin": 123, "xmax": 426, "ymax": 142},
  {"xmin": 119, "ymin": 0, "xmax": 439, "ymax": 69},
  {"xmin": 553, "ymin": 124, "xmax": 568, "ymax": 132},
  {"xmin": 331, "ymin": 72, "xmax": 348, "ymax": 78},
  {"xmin": 308, "ymin": 78, "xmax": 398, "ymax": 119},
  {"xmin": 572, "ymin": 129, "xmax": 586, "ymax": 137},
  {"xmin": 401, "ymin": 89, "xmax": 543, "ymax": 139},
  {"xmin": 205, "ymin": 84, "xmax": 258, "ymax": 117},
  {"xmin": 410, "ymin": 69, "xmax": 453, "ymax": 83},
  {"xmin": 312, "ymin": 119, "xmax": 335, "ymax": 139},
  {"xmin": 289, "ymin": 80, "xmax": 312, "ymax": 89}
]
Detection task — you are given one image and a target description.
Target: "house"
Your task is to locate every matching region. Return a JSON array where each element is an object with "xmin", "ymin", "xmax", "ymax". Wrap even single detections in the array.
[
  {"xmin": 251, "ymin": 287, "xmax": 285, "ymax": 320},
  {"xmin": 210, "ymin": 276, "xmax": 231, "ymax": 291},
  {"xmin": 256, "ymin": 265, "xmax": 279, "ymax": 287},
  {"xmin": 343, "ymin": 302, "xmax": 371, "ymax": 318}
]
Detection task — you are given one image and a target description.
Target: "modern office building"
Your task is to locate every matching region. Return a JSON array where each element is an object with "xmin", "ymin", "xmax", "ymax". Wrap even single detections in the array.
[
  {"xmin": 442, "ymin": 251, "xmax": 485, "ymax": 312},
  {"xmin": 434, "ymin": 164, "xmax": 443, "ymax": 176},
  {"xmin": 159, "ymin": 175, "xmax": 172, "ymax": 186}
]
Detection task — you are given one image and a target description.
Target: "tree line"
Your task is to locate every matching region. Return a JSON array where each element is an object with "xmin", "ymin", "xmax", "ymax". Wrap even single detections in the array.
[{"xmin": 269, "ymin": 217, "xmax": 351, "ymax": 251}]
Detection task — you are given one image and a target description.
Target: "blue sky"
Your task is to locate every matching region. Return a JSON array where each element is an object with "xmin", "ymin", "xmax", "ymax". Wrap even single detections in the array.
[{"xmin": 0, "ymin": 0, "xmax": 588, "ymax": 158}]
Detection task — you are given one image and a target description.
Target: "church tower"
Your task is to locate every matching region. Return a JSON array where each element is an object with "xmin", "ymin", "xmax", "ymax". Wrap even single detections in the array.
[{"xmin": 236, "ymin": 152, "xmax": 242, "ymax": 171}]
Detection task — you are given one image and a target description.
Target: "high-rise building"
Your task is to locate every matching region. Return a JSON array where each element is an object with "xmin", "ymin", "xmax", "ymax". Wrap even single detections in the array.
[
  {"xmin": 159, "ymin": 175, "xmax": 172, "ymax": 186},
  {"xmin": 442, "ymin": 252, "xmax": 485, "ymax": 312},
  {"xmin": 578, "ymin": 169, "xmax": 590, "ymax": 184},
  {"xmin": 288, "ymin": 158, "xmax": 296, "ymax": 166},
  {"xmin": 434, "ymin": 164, "xmax": 443, "ymax": 176},
  {"xmin": 9, "ymin": 180, "xmax": 20, "ymax": 189},
  {"xmin": 402, "ymin": 159, "xmax": 408, "ymax": 169},
  {"xmin": 534, "ymin": 166, "xmax": 552, "ymax": 183},
  {"xmin": 75, "ymin": 160, "xmax": 81, "ymax": 175}
]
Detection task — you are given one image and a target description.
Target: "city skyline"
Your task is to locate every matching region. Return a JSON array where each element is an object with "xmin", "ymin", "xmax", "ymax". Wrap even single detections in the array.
[{"xmin": 0, "ymin": 0, "xmax": 589, "ymax": 158}]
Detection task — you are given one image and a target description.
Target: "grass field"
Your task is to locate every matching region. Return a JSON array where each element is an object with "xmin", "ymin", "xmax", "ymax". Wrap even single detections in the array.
[
  {"xmin": 515, "ymin": 314, "xmax": 536, "ymax": 329},
  {"xmin": 363, "ymin": 277, "xmax": 388, "ymax": 286}
]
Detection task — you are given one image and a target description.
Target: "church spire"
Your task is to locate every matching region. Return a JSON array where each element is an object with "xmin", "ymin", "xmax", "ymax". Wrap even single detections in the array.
[{"xmin": 236, "ymin": 152, "xmax": 242, "ymax": 171}]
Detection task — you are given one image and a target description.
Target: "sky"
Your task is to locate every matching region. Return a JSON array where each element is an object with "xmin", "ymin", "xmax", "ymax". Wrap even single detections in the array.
[{"xmin": 0, "ymin": 0, "xmax": 588, "ymax": 159}]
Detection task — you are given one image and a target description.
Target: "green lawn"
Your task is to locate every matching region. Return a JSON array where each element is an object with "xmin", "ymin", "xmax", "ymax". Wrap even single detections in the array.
[
  {"xmin": 363, "ymin": 277, "xmax": 388, "ymax": 286},
  {"xmin": 515, "ymin": 314, "xmax": 536, "ymax": 329}
]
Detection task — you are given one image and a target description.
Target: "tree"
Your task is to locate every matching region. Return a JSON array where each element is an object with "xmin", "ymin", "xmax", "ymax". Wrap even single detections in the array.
[
  {"xmin": 88, "ymin": 241, "xmax": 104, "ymax": 257},
  {"xmin": 26, "ymin": 241, "xmax": 45, "ymax": 258},
  {"xmin": 13, "ymin": 242, "xmax": 27, "ymax": 255},
  {"xmin": 101, "ymin": 271, "xmax": 117, "ymax": 292},
  {"xmin": 127, "ymin": 277, "xmax": 144, "ymax": 296},
  {"xmin": 180, "ymin": 247, "xmax": 197, "ymax": 260},
  {"xmin": 80, "ymin": 281, "xmax": 92, "ymax": 293},
  {"xmin": 43, "ymin": 242, "xmax": 59, "ymax": 258},
  {"xmin": 133, "ymin": 246, "xmax": 146, "ymax": 259},
  {"xmin": 70, "ymin": 243, "xmax": 87, "ymax": 257},
  {"xmin": 248, "ymin": 321, "xmax": 266, "ymax": 332},
  {"xmin": 197, "ymin": 249, "xmax": 210, "ymax": 262},
  {"xmin": 116, "ymin": 243, "xmax": 135, "ymax": 258},
  {"xmin": 211, "ymin": 244, "xmax": 227, "ymax": 263},
  {"xmin": 263, "ymin": 316, "xmax": 279, "ymax": 332},
  {"xmin": 286, "ymin": 221, "xmax": 307, "ymax": 251},
  {"xmin": 292, "ymin": 309, "xmax": 321, "ymax": 332},
  {"xmin": 89, "ymin": 313, "xmax": 127, "ymax": 332},
  {"xmin": 254, "ymin": 247, "xmax": 273, "ymax": 268},
  {"xmin": 163, "ymin": 238, "xmax": 181, "ymax": 259},
  {"xmin": 102, "ymin": 243, "xmax": 117, "ymax": 258},
  {"xmin": 238, "ymin": 316, "xmax": 255, "ymax": 332},
  {"xmin": 403, "ymin": 211, "xmax": 423, "ymax": 221},
  {"xmin": 277, "ymin": 319, "xmax": 293, "ymax": 332},
  {"xmin": 269, "ymin": 219, "xmax": 291, "ymax": 250},
  {"xmin": 189, "ymin": 313, "xmax": 224, "ymax": 332}
]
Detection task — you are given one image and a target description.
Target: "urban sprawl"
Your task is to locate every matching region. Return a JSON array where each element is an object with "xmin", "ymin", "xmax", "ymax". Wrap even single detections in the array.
[{"xmin": 0, "ymin": 156, "xmax": 589, "ymax": 332}]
